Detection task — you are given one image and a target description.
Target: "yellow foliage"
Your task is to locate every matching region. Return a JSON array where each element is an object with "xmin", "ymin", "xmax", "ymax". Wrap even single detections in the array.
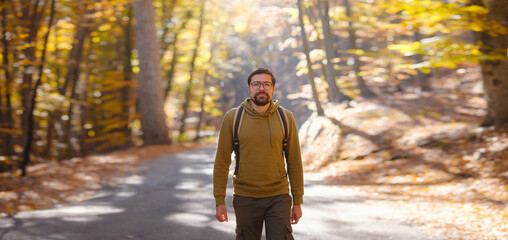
[
  {"xmin": 462, "ymin": 5, "xmax": 488, "ymax": 15},
  {"xmin": 233, "ymin": 22, "xmax": 248, "ymax": 32},
  {"xmin": 98, "ymin": 23, "xmax": 112, "ymax": 32}
]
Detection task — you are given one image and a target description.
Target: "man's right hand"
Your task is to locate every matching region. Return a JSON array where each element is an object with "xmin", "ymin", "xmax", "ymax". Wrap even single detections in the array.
[{"xmin": 215, "ymin": 205, "xmax": 228, "ymax": 222}]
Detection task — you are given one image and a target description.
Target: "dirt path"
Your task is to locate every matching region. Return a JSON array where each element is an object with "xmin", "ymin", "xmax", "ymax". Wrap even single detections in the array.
[{"xmin": 0, "ymin": 146, "xmax": 434, "ymax": 240}]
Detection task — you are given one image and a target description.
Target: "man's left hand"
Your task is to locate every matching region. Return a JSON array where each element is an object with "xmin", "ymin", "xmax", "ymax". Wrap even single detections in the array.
[{"xmin": 291, "ymin": 204, "xmax": 302, "ymax": 224}]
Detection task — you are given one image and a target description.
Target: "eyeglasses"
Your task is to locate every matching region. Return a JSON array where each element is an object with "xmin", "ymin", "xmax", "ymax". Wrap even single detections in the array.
[{"xmin": 250, "ymin": 81, "xmax": 274, "ymax": 90}]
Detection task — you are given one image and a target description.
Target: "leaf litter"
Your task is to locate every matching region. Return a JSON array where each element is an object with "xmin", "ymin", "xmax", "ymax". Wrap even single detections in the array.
[
  {"xmin": 299, "ymin": 67, "xmax": 507, "ymax": 240},
  {"xmin": 0, "ymin": 143, "xmax": 206, "ymax": 216}
]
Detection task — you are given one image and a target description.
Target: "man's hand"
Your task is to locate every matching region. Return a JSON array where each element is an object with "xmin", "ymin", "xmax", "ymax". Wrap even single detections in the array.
[
  {"xmin": 215, "ymin": 205, "xmax": 228, "ymax": 222},
  {"xmin": 291, "ymin": 204, "xmax": 302, "ymax": 224}
]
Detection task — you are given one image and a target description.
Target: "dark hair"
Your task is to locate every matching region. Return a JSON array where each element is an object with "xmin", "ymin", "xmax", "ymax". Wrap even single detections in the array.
[{"xmin": 247, "ymin": 67, "xmax": 276, "ymax": 85}]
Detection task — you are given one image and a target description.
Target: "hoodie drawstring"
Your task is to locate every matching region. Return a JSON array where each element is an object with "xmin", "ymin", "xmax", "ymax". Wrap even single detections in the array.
[{"xmin": 241, "ymin": 98, "xmax": 278, "ymax": 147}]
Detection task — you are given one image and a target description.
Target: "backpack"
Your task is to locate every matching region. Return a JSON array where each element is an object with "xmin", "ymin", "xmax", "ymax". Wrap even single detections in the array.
[{"xmin": 232, "ymin": 106, "xmax": 289, "ymax": 175}]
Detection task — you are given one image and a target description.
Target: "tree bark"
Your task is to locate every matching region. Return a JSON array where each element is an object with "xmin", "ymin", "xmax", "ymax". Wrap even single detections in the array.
[
  {"xmin": 159, "ymin": 0, "xmax": 178, "ymax": 54},
  {"xmin": 79, "ymin": 36, "xmax": 93, "ymax": 157},
  {"xmin": 304, "ymin": 5, "xmax": 332, "ymax": 102},
  {"xmin": 20, "ymin": 0, "xmax": 44, "ymax": 153},
  {"xmin": 413, "ymin": 29, "xmax": 431, "ymax": 92},
  {"xmin": 194, "ymin": 72, "xmax": 209, "ymax": 142},
  {"xmin": 480, "ymin": 0, "xmax": 508, "ymax": 126},
  {"xmin": 133, "ymin": 0, "xmax": 170, "ymax": 145},
  {"xmin": 165, "ymin": 11, "xmax": 192, "ymax": 98},
  {"xmin": 1, "ymin": 1, "xmax": 13, "ymax": 157},
  {"xmin": 60, "ymin": 21, "xmax": 91, "ymax": 159},
  {"xmin": 120, "ymin": 4, "xmax": 134, "ymax": 146},
  {"xmin": 21, "ymin": 0, "xmax": 56, "ymax": 176},
  {"xmin": 317, "ymin": 0, "xmax": 352, "ymax": 103},
  {"xmin": 344, "ymin": 0, "xmax": 375, "ymax": 98},
  {"xmin": 44, "ymin": 25, "xmax": 62, "ymax": 159},
  {"xmin": 44, "ymin": 111, "xmax": 56, "ymax": 158},
  {"xmin": 297, "ymin": 0, "xmax": 324, "ymax": 116},
  {"xmin": 179, "ymin": 0, "xmax": 206, "ymax": 138}
]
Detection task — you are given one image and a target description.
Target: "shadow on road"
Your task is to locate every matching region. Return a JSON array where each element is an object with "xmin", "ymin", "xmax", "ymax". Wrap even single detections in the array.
[{"xmin": 0, "ymin": 146, "xmax": 433, "ymax": 240}]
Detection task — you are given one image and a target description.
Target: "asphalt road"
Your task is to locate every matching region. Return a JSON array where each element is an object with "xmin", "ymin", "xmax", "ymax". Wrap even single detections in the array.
[{"xmin": 0, "ymin": 145, "xmax": 437, "ymax": 240}]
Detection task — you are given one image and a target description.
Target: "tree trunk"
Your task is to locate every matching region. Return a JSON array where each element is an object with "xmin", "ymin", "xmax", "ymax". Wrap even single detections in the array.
[
  {"xmin": 480, "ymin": 0, "xmax": 508, "ymax": 126},
  {"xmin": 44, "ymin": 24, "xmax": 62, "ymax": 159},
  {"xmin": 413, "ymin": 29, "xmax": 431, "ymax": 92},
  {"xmin": 194, "ymin": 72, "xmax": 209, "ymax": 142},
  {"xmin": 317, "ymin": 0, "xmax": 352, "ymax": 103},
  {"xmin": 194, "ymin": 22, "xmax": 223, "ymax": 141},
  {"xmin": 61, "ymin": 22, "xmax": 91, "ymax": 159},
  {"xmin": 80, "ymin": 36, "xmax": 93, "ymax": 157},
  {"xmin": 344, "ymin": 0, "xmax": 375, "ymax": 98},
  {"xmin": 297, "ymin": 0, "xmax": 324, "ymax": 116},
  {"xmin": 304, "ymin": 5, "xmax": 332, "ymax": 102},
  {"xmin": 313, "ymin": 30, "xmax": 331, "ymax": 102},
  {"xmin": 133, "ymin": 0, "xmax": 170, "ymax": 145},
  {"xmin": 120, "ymin": 4, "xmax": 134, "ymax": 146},
  {"xmin": 159, "ymin": 0, "xmax": 178, "ymax": 54},
  {"xmin": 44, "ymin": 112, "xmax": 56, "ymax": 158},
  {"xmin": 179, "ymin": 0, "xmax": 206, "ymax": 139},
  {"xmin": 1, "ymin": 2, "xmax": 13, "ymax": 157},
  {"xmin": 20, "ymin": 0, "xmax": 44, "ymax": 153},
  {"xmin": 165, "ymin": 11, "xmax": 192, "ymax": 98},
  {"xmin": 21, "ymin": 0, "xmax": 56, "ymax": 176}
]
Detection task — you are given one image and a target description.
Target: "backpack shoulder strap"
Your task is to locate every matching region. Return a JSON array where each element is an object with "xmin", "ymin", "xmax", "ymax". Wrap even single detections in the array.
[
  {"xmin": 276, "ymin": 106, "xmax": 289, "ymax": 160},
  {"xmin": 233, "ymin": 106, "xmax": 245, "ymax": 175}
]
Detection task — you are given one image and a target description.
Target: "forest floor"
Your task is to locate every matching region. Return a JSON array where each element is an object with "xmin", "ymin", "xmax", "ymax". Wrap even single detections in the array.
[
  {"xmin": 298, "ymin": 66, "xmax": 507, "ymax": 240},
  {"xmin": 1, "ymin": 67, "xmax": 507, "ymax": 239}
]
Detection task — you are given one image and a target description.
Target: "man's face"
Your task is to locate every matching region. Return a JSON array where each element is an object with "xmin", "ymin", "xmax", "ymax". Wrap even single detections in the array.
[{"xmin": 248, "ymin": 74, "xmax": 275, "ymax": 106}]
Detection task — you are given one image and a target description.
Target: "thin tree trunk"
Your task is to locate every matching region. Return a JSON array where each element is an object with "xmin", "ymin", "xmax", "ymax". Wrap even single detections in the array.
[
  {"xmin": 61, "ymin": 21, "xmax": 91, "ymax": 159},
  {"xmin": 60, "ymin": 25, "xmax": 90, "ymax": 96},
  {"xmin": 20, "ymin": 0, "xmax": 44, "ymax": 155},
  {"xmin": 44, "ymin": 25, "xmax": 62, "ymax": 159},
  {"xmin": 80, "ymin": 36, "xmax": 93, "ymax": 157},
  {"xmin": 120, "ymin": 4, "xmax": 134, "ymax": 146},
  {"xmin": 159, "ymin": 0, "xmax": 178, "ymax": 54},
  {"xmin": 21, "ymin": 0, "xmax": 56, "ymax": 176},
  {"xmin": 233, "ymin": 71, "xmax": 244, "ymax": 106},
  {"xmin": 1, "ymin": 1, "xmax": 13, "ymax": 157},
  {"xmin": 179, "ymin": 0, "xmax": 206, "ymax": 138},
  {"xmin": 413, "ymin": 29, "xmax": 431, "ymax": 92},
  {"xmin": 44, "ymin": 112, "xmax": 56, "ymax": 158},
  {"xmin": 133, "ymin": 0, "xmax": 170, "ymax": 145},
  {"xmin": 165, "ymin": 11, "xmax": 192, "ymax": 98},
  {"xmin": 297, "ymin": 0, "xmax": 324, "ymax": 116},
  {"xmin": 21, "ymin": 0, "xmax": 45, "ymax": 136},
  {"xmin": 54, "ymin": 4, "xmax": 93, "ymax": 160},
  {"xmin": 0, "ymin": 61, "xmax": 3, "ymax": 139},
  {"xmin": 344, "ymin": 0, "xmax": 375, "ymax": 98},
  {"xmin": 123, "ymin": 4, "xmax": 134, "ymax": 90},
  {"xmin": 305, "ymin": 5, "xmax": 332, "ymax": 102},
  {"xmin": 79, "ymin": 81, "xmax": 89, "ymax": 156},
  {"xmin": 194, "ymin": 72, "xmax": 209, "ymax": 142},
  {"xmin": 317, "ymin": 0, "xmax": 351, "ymax": 103},
  {"xmin": 479, "ymin": 0, "xmax": 508, "ymax": 126}
]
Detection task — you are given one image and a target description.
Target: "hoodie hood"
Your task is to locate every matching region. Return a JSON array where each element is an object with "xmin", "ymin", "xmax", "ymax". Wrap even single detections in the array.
[
  {"xmin": 240, "ymin": 98, "xmax": 279, "ymax": 146},
  {"xmin": 240, "ymin": 98, "xmax": 279, "ymax": 117}
]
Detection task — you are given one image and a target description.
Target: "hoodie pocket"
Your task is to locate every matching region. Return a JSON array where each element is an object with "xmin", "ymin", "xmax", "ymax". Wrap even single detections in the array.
[{"xmin": 238, "ymin": 161, "xmax": 281, "ymax": 185}]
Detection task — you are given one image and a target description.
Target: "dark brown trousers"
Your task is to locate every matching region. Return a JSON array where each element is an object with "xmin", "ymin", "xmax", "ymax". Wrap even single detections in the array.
[{"xmin": 233, "ymin": 194, "xmax": 294, "ymax": 240}]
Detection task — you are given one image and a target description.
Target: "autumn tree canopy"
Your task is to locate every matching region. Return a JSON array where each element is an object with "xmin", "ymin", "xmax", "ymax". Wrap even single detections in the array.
[{"xmin": 0, "ymin": 0, "xmax": 507, "ymax": 175}]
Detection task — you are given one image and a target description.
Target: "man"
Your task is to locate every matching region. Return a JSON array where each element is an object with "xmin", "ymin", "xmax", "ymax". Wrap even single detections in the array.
[{"xmin": 213, "ymin": 67, "xmax": 304, "ymax": 240}]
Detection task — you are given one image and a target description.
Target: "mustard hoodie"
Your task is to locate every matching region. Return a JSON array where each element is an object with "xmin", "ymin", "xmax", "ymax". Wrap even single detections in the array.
[{"xmin": 213, "ymin": 98, "xmax": 304, "ymax": 206}]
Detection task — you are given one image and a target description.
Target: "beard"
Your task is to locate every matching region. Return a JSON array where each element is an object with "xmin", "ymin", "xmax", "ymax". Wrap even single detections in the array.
[{"xmin": 252, "ymin": 92, "xmax": 270, "ymax": 106}]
